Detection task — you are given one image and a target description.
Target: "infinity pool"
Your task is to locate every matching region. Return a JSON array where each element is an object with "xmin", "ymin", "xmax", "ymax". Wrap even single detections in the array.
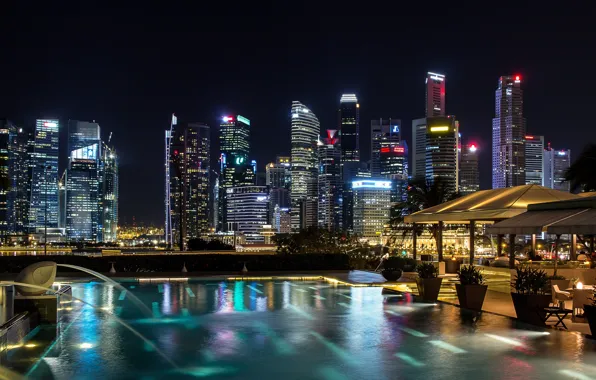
[{"xmin": 7, "ymin": 279, "xmax": 596, "ymax": 379}]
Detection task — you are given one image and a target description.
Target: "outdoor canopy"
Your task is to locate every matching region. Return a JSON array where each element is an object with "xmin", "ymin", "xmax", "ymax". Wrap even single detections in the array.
[{"xmin": 404, "ymin": 184, "xmax": 579, "ymax": 224}]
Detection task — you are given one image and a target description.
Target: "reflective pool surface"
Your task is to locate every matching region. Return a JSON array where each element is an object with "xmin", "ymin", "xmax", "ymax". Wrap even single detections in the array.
[{"xmin": 7, "ymin": 280, "xmax": 596, "ymax": 379}]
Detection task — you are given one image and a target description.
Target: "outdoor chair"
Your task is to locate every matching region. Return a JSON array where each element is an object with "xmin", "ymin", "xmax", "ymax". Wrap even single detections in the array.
[
  {"xmin": 572, "ymin": 289, "xmax": 592, "ymax": 320},
  {"xmin": 552, "ymin": 285, "xmax": 572, "ymax": 309}
]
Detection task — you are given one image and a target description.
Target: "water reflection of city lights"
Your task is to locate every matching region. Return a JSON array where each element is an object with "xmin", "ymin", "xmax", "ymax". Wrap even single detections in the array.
[{"xmin": 79, "ymin": 343, "xmax": 93, "ymax": 349}]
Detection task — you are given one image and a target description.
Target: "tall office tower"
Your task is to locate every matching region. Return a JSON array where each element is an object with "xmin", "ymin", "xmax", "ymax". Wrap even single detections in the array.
[
  {"xmin": 65, "ymin": 121, "xmax": 101, "ymax": 241},
  {"xmin": 226, "ymin": 185, "xmax": 269, "ymax": 243},
  {"xmin": 169, "ymin": 122, "xmax": 211, "ymax": 245},
  {"xmin": 411, "ymin": 117, "xmax": 427, "ymax": 180},
  {"xmin": 338, "ymin": 94, "xmax": 360, "ymax": 163},
  {"xmin": 380, "ymin": 141, "xmax": 408, "ymax": 183},
  {"xmin": 352, "ymin": 179, "xmax": 392, "ymax": 244},
  {"xmin": 543, "ymin": 145, "xmax": 571, "ymax": 192},
  {"xmin": 218, "ymin": 115, "xmax": 252, "ymax": 231},
  {"xmin": 266, "ymin": 157, "xmax": 291, "ymax": 188},
  {"xmin": 3, "ymin": 122, "xmax": 30, "ymax": 235},
  {"xmin": 426, "ymin": 72, "xmax": 446, "ymax": 117},
  {"xmin": 318, "ymin": 130, "xmax": 342, "ymax": 231},
  {"xmin": 342, "ymin": 162, "xmax": 371, "ymax": 232},
  {"xmin": 290, "ymin": 101, "xmax": 320, "ymax": 231},
  {"xmin": 29, "ymin": 119, "xmax": 60, "ymax": 233},
  {"xmin": 371, "ymin": 118, "xmax": 401, "ymax": 177},
  {"xmin": 425, "ymin": 116, "xmax": 459, "ymax": 193},
  {"xmin": 164, "ymin": 114, "xmax": 177, "ymax": 247},
  {"xmin": 459, "ymin": 143, "xmax": 480, "ymax": 195},
  {"xmin": 492, "ymin": 75, "xmax": 526, "ymax": 188},
  {"xmin": 58, "ymin": 170, "xmax": 67, "ymax": 229},
  {"xmin": 101, "ymin": 143, "xmax": 119, "ymax": 242},
  {"xmin": 525, "ymin": 134, "xmax": 544, "ymax": 185}
]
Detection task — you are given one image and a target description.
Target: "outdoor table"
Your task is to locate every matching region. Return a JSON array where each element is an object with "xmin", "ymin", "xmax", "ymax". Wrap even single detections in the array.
[{"xmin": 543, "ymin": 307, "xmax": 571, "ymax": 329}]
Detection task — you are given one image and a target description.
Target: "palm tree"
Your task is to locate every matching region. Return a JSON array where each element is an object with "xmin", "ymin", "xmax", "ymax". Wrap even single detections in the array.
[
  {"xmin": 565, "ymin": 144, "xmax": 596, "ymax": 192},
  {"xmin": 388, "ymin": 177, "xmax": 460, "ymax": 260}
]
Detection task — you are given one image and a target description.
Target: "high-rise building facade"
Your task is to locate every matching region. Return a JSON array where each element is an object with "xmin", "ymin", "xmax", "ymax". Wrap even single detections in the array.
[
  {"xmin": 318, "ymin": 130, "xmax": 342, "ymax": 231},
  {"xmin": 266, "ymin": 156, "xmax": 291, "ymax": 189},
  {"xmin": 425, "ymin": 116, "xmax": 459, "ymax": 193},
  {"xmin": 226, "ymin": 185, "xmax": 269, "ymax": 243},
  {"xmin": 543, "ymin": 146, "xmax": 571, "ymax": 192},
  {"xmin": 29, "ymin": 119, "xmax": 60, "ymax": 232},
  {"xmin": 426, "ymin": 72, "xmax": 446, "ymax": 117},
  {"xmin": 492, "ymin": 75, "xmax": 526, "ymax": 188},
  {"xmin": 339, "ymin": 94, "xmax": 360, "ymax": 163},
  {"xmin": 101, "ymin": 143, "xmax": 118, "ymax": 242},
  {"xmin": 525, "ymin": 134, "xmax": 544, "ymax": 185},
  {"xmin": 352, "ymin": 179, "xmax": 392, "ymax": 244},
  {"xmin": 169, "ymin": 122, "xmax": 211, "ymax": 244},
  {"xmin": 66, "ymin": 121, "xmax": 101, "ymax": 241},
  {"xmin": 380, "ymin": 141, "xmax": 408, "ymax": 182},
  {"xmin": 411, "ymin": 117, "xmax": 427, "ymax": 180},
  {"xmin": 290, "ymin": 101, "xmax": 320, "ymax": 230},
  {"xmin": 459, "ymin": 143, "xmax": 480, "ymax": 195},
  {"xmin": 3, "ymin": 121, "xmax": 31, "ymax": 235},
  {"xmin": 371, "ymin": 118, "xmax": 401, "ymax": 177}
]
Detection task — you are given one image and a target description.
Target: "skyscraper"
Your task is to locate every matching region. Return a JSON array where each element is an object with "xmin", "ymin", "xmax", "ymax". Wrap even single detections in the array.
[
  {"xmin": 426, "ymin": 72, "xmax": 446, "ymax": 117},
  {"xmin": 352, "ymin": 179, "xmax": 392, "ymax": 244},
  {"xmin": 3, "ymin": 121, "xmax": 30, "ymax": 235},
  {"xmin": 425, "ymin": 116, "xmax": 459, "ymax": 193},
  {"xmin": 66, "ymin": 120, "xmax": 101, "ymax": 241},
  {"xmin": 226, "ymin": 185, "xmax": 269, "ymax": 243},
  {"xmin": 543, "ymin": 145, "xmax": 571, "ymax": 192},
  {"xmin": 29, "ymin": 119, "xmax": 60, "ymax": 233},
  {"xmin": 318, "ymin": 130, "xmax": 342, "ymax": 231},
  {"xmin": 411, "ymin": 117, "xmax": 427, "ymax": 180},
  {"xmin": 459, "ymin": 143, "xmax": 480, "ymax": 195},
  {"xmin": 218, "ymin": 115, "xmax": 252, "ymax": 231},
  {"xmin": 525, "ymin": 134, "xmax": 544, "ymax": 185},
  {"xmin": 169, "ymin": 122, "xmax": 211, "ymax": 244},
  {"xmin": 290, "ymin": 101, "xmax": 320, "ymax": 230},
  {"xmin": 492, "ymin": 75, "xmax": 526, "ymax": 188},
  {"xmin": 380, "ymin": 141, "xmax": 408, "ymax": 183},
  {"xmin": 339, "ymin": 94, "xmax": 360, "ymax": 163},
  {"xmin": 266, "ymin": 156, "xmax": 291, "ymax": 223},
  {"xmin": 101, "ymin": 143, "xmax": 118, "ymax": 242},
  {"xmin": 371, "ymin": 118, "xmax": 401, "ymax": 177}
]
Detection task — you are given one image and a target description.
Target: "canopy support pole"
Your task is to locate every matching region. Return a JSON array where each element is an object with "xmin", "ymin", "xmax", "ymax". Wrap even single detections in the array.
[
  {"xmin": 509, "ymin": 234, "xmax": 516, "ymax": 269},
  {"xmin": 469, "ymin": 220, "xmax": 475, "ymax": 265},
  {"xmin": 412, "ymin": 223, "xmax": 417, "ymax": 260},
  {"xmin": 531, "ymin": 234, "xmax": 537, "ymax": 255},
  {"xmin": 437, "ymin": 221, "xmax": 444, "ymax": 262},
  {"xmin": 497, "ymin": 235, "xmax": 503, "ymax": 257},
  {"xmin": 571, "ymin": 234, "xmax": 577, "ymax": 261}
]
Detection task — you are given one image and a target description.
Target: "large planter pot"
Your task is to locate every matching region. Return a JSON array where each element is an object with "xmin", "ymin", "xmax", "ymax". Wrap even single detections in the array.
[
  {"xmin": 455, "ymin": 284, "xmax": 488, "ymax": 311},
  {"xmin": 415, "ymin": 277, "xmax": 443, "ymax": 302},
  {"xmin": 511, "ymin": 293, "xmax": 551, "ymax": 326},
  {"xmin": 445, "ymin": 259, "xmax": 461, "ymax": 274},
  {"xmin": 381, "ymin": 269, "xmax": 403, "ymax": 282},
  {"xmin": 585, "ymin": 304, "xmax": 596, "ymax": 338}
]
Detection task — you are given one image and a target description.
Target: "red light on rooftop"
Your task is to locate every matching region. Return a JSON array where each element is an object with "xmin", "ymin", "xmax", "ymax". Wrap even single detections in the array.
[
  {"xmin": 525, "ymin": 135, "xmax": 534, "ymax": 140},
  {"xmin": 394, "ymin": 147, "xmax": 405, "ymax": 153},
  {"xmin": 380, "ymin": 147, "xmax": 390, "ymax": 153},
  {"xmin": 514, "ymin": 75, "xmax": 521, "ymax": 82}
]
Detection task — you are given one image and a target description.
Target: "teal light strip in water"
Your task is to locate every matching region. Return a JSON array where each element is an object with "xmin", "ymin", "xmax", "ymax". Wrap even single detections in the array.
[
  {"xmin": 429, "ymin": 340, "xmax": 467, "ymax": 354},
  {"xmin": 310, "ymin": 332, "xmax": 353, "ymax": 363},
  {"xmin": 395, "ymin": 353, "xmax": 425, "ymax": 367},
  {"xmin": 158, "ymin": 284, "xmax": 164, "ymax": 293},
  {"xmin": 185, "ymin": 287, "xmax": 196, "ymax": 297},
  {"xmin": 559, "ymin": 369, "xmax": 593, "ymax": 380},
  {"xmin": 317, "ymin": 366, "xmax": 347, "ymax": 380},
  {"xmin": 338, "ymin": 302, "xmax": 350, "ymax": 308},
  {"xmin": 246, "ymin": 285, "xmax": 263, "ymax": 294},
  {"xmin": 313, "ymin": 295, "xmax": 326, "ymax": 300},
  {"xmin": 287, "ymin": 304, "xmax": 314, "ymax": 320},
  {"xmin": 384, "ymin": 310, "xmax": 401, "ymax": 316},
  {"xmin": 295, "ymin": 288, "xmax": 307, "ymax": 293},
  {"xmin": 118, "ymin": 290, "xmax": 127, "ymax": 301},
  {"xmin": 339, "ymin": 294, "xmax": 352, "ymax": 299},
  {"xmin": 152, "ymin": 302, "xmax": 162, "ymax": 318},
  {"xmin": 399, "ymin": 327, "xmax": 428, "ymax": 338}
]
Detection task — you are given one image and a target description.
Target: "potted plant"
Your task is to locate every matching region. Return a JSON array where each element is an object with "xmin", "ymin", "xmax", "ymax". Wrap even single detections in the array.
[
  {"xmin": 455, "ymin": 265, "xmax": 487, "ymax": 311},
  {"xmin": 415, "ymin": 262, "xmax": 442, "ymax": 302},
  {"xmin": 584, "ymin": 287, "xmax": 596, "ymax": 338},
  {"xmin": 381, "ymin": 257, "xmax": 416, "ymax": 282},
  {"xmin": 511, "ymin": 266, "xmax": 551, "ymax": 326}
]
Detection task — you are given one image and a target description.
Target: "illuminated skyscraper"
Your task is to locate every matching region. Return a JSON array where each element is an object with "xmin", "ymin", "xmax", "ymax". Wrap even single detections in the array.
[
  {"xmin": 425, "ymin": 116, "xmax": 459, "ymax": 193},
  {"xmin": 411, "ymin": 117, "xmax": 427, "ymax": 180},
  {"xmin": 2, "ymin": 121, "xmax": 31, "ymax": 235},
  {"xmin": 29, "ymin": 119, "xmax": 60, "ymax": 232},
  {"xmin": 352, "ymin": 180, "xmax": 392, "ymax": 244},
  {"xmin": 426, "ymin": 72, "xmax": 446, "ymax": 117},
  {"xmin": 169, "ymin": 122, "xmax": 211, "ymax": 244},
  {"xmin": 318, "ymin": 130, "xmax": 342, "ymax": 231},
  {"xmin": 290, "ymin": 101, "xmax": 320, "ymax": 230},
  {"xmin": 101, "ymin": 143, "xmax": 118, "ymax": 242},
  {"xmin": 339, "ymin": 94, "xmax": 360, "ymax": 163},
  {"xmin": 226, "ymin": 185, "xmax": 269, "ymax": 243},
  {"xmin": 380, "ymin": 141, "xmax": 408, "ymax": 184},
  {"xmin": 371, "ymin": 118, "xmax": 401, "ymax": 177},
  {"xmin": 525, "ymin": 134, "xmax": 544, "ymax": 185},
  {"xmin": 266, "ymin": 156, "xmax": 291, "ymax": 223},
  {"xmin": 459, "ymin": 143, "xmax": 480, "ymax": 194},
  {"xmin": 543, "ymin": 145, "xmax": 571, "ymax": 192},
  {"xmin": 492, "ymin": 75, "xmax": 526, "ymax": 188}
]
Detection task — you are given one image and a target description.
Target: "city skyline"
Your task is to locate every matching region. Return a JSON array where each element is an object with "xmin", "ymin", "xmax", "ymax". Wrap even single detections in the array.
[{"xmin": 2, "ymin": 4, "xmax": 594, "ymax": 224}]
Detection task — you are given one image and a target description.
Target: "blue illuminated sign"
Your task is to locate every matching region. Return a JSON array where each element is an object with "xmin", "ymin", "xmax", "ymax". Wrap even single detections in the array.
[
  {"xmin": 392, "ymin": 125, "xmax": 399, "ymax": 133},
  {"xmin": 352, "ymin": 180, "xmax": 392, "ymax": 189}
]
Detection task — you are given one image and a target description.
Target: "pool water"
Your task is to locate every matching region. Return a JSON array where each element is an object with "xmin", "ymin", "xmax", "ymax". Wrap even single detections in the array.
[{"xmin": 7, "ymin": 280, "xmax": 596, "ymax": 379}]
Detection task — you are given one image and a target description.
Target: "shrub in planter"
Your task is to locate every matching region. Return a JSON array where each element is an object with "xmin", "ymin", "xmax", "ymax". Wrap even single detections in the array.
[
  {"xmin": 585, "ymin": 287, "xmax": 596, "ymax": 338},
  {"xmin": 511, "ymin": 266, "xmax": 551, "ymax": 326},
  {"xmin": 415, "ymin": 262, "xmax": 442, "ymax": 302},
  {"xmin": 456, "ymin": 265, "xmax": 487, "ymax": 311},
  {"xmin": 381, "ymin": 257, "xmax": 416, "ymax": 281}
]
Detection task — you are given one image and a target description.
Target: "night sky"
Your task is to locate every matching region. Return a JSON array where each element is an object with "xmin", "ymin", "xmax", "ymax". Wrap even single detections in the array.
[{"xmin": 1, "ymin": 3, "xmax": 595, "ymax": 225}]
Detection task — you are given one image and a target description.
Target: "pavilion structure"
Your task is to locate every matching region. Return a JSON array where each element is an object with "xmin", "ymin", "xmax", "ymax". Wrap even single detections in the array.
[{"xmin": 404, "ymin": 185, "xmax": 580, "ymax": 266}]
